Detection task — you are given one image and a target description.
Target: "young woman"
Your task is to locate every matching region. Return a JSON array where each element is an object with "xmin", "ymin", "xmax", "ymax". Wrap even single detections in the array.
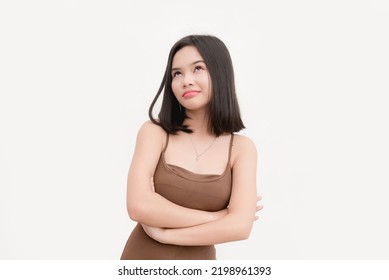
[{"xmin": 120, "ymin": 35, "xmax": 262, "ymax": 260}]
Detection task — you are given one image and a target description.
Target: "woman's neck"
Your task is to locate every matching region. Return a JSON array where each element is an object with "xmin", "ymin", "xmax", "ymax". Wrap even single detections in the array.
[{"xmin": 184, "ymin": 109, "xmax": 212, "ymax": 136}]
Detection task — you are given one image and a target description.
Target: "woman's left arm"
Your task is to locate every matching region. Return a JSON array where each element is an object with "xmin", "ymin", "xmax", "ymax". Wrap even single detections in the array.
[{"xmin": 143, "ymin": 135, "xmax": 259, "ymax": 246}]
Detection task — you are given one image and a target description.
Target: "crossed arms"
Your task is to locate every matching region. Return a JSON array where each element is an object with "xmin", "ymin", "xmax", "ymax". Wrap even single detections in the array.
[{"xmin": 126, "ymin": 121, "xmax": 261, "ymax": 246}]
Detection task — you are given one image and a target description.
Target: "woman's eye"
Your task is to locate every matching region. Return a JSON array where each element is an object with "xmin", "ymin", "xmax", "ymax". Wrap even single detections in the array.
[
  {"xmin": 194, "ymin": 66, "xmax": 204, "ymax": 72},
  {"xmin": 172, "ymin": 71, "xmax": 181, "ymax": 77}
]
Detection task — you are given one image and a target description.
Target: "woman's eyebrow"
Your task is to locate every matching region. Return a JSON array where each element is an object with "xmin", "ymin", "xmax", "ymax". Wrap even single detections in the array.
[{"xmin": 171, "ymin": 60, "xmax": 205, "ymax": 72}]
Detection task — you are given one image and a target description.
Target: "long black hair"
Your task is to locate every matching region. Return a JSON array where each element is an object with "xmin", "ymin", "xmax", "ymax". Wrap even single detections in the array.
[{"xmin": 148, "ymin": 35, "xmax": 245, "ymax": 136}]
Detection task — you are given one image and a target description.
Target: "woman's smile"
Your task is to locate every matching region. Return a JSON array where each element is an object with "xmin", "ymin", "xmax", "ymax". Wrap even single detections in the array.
[{"xmin": 183, "ymin": 90, "xmax": 201, "ymax": 98}]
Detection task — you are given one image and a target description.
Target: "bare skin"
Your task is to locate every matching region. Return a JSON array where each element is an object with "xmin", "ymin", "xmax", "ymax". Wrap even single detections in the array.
[{"xmin": 126, "ymin": 46, "xmax": 262, "ymax": 246}]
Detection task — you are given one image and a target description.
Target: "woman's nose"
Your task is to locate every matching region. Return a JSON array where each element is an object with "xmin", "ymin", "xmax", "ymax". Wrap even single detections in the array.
[{"xmin": 182, "ymin": 73, "xmax": 194, "ymax": 87}]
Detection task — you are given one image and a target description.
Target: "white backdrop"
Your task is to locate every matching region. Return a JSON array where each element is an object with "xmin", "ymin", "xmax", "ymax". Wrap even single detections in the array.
[{"xmin": 1, "ymin": 0, "xmax": 388, "ymax": 259}]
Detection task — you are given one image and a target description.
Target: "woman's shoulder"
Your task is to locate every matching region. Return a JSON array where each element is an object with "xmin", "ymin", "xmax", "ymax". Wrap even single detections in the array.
[
  {"xmin": 136, "ymin": 120, "xmax": 167, "ymax": 148},
  {"xmin": 231, "ymin": 134, "xmax": 257, "ymax": 163},
  {"xmin": 232, "ymin": 134, "xmax": 256, "ymax": 150},
  {"xmin": 138, "ymin": 119, "xmax": 166, "ymax": 135}
]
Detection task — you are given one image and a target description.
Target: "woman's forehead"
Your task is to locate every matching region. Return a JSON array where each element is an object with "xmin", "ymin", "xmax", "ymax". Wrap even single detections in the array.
[{"xmin": 172, "ymin": 46, "xmax": 204, "ymax": 68}]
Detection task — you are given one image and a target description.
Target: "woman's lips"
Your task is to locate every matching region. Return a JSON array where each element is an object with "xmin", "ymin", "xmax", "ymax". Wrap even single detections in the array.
[{"xmin": 183, "ymin": 90, "xmax": 200, "ymax": 98}]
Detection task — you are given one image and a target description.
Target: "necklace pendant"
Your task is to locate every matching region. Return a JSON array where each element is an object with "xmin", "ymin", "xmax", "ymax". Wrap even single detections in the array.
[{"xmin": 188, "ymin": 134, "xmax": 217, "ymax": 162}]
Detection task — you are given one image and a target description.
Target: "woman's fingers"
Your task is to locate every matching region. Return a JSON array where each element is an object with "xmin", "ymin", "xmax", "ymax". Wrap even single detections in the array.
[
  {"xmin": 255, "ymin": 195, "xmax": 263, "ymax": 221},
  {"xmin": 256, "ymin": 195, "xmax": 263, "ymax": 212}
]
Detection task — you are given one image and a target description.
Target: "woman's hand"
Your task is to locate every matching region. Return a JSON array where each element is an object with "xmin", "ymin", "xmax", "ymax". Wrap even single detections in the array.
[
  {"xmin": 141, "ymin": 224, "xmax": 167, "ymax": 243},
  {"xmin": 255, "ymin": 195, "xmax": 263, "ymax": 221}
]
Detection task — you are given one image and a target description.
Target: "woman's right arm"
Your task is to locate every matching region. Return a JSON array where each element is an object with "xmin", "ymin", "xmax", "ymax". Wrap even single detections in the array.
[{"xmin": 126, "ymin": 121, "xmax": 226, "ymax": 228}]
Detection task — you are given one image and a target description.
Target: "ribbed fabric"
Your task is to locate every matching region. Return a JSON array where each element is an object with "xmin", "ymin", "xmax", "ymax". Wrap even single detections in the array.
[{"xmin": 120, "ymin": 134, "xmax": 233, "ymax": 260}]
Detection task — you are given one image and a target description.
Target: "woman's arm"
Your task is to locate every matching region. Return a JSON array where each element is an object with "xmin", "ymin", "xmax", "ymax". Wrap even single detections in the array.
[
  {"xmin": 126, "ymin": 121, "xmax": 227, "ymax": 228},
  {"xmin": 143, "ymin": 135, "xmax": 259, "ymax": 245}
]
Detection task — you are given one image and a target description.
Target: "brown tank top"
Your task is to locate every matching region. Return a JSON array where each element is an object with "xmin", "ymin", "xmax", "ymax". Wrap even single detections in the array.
[
  {"xmin": 120, "ymin": 133, "xmax": 234, "ymax": 260},
  {"xmin": 154, "ymin": 133, "xmax": 234, "ymax": 211}
]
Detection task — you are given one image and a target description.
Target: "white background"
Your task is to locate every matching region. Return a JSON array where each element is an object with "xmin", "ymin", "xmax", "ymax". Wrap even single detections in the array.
[{"xmin": 0, "ymin": 0, "xmax": 388, "ymax": 259}]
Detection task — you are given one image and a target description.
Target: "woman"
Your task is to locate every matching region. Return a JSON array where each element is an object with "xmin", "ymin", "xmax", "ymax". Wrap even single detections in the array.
[{"xmin": 121, "ymin": 35, "xmax": 262, "ymax": 259}]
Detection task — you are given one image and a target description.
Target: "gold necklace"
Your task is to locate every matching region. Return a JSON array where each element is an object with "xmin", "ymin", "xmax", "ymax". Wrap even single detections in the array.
[{"xmin": 188, "ymin": 135, "xmax": 217, "ymax": 160}]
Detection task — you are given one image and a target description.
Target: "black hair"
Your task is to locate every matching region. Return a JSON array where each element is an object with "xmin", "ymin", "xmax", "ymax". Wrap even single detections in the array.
[{"xmin": 148, "ymin": 34, "xmax": 245, "ymax": 136}]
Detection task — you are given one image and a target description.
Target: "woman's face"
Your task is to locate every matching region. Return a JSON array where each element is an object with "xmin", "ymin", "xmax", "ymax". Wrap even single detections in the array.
[{"xmin": 171, "ymin": 46, "xmax": 212, "ymax": 112}]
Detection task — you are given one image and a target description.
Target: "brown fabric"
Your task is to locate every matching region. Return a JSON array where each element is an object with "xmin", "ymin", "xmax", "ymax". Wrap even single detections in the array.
[{"xmin": 120, "ymin": 134, "xmax": 233, "ymax": 260}]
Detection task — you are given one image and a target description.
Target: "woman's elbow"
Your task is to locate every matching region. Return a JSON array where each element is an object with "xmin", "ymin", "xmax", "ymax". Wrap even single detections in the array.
[
  {"xmin": 239, "ymin": 227, "xmax": 252, "ymax": 240},
  {"xmin": 127, "ymin": 200, "xmax": 146, "ymax": 222},
  {"xmin": 127, "ymin": 205, "xmax": 139, "ymax": 221},
  {"xmin": 233, "ymin": 221, "xmax": 254, "ymax": 241}
]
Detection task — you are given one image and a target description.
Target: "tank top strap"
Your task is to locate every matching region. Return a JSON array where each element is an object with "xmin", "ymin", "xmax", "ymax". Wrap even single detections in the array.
[
  {"xmin": 162, "ymin": 132, "xmax": 170, "ymax": 153},
  {"xmin": 227, "ymin": 133, "xmax": 234, "ymax": 162}
]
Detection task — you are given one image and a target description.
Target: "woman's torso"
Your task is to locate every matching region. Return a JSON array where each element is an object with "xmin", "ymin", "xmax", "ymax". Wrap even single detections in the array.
[{"xmin": 120, "ymin": 133, "xmax": 234, "ymax": 260}]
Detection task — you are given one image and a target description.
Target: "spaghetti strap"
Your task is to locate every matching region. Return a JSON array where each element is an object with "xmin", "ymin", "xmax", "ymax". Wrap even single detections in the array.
[
  {"xmin": 227, "ymin": 133, "xmax": 234, "ymax": 162},
  {"xmin": 162, "ymin": 132, "xmax": 170, "ymax": 153},
  {"xmin": 121, "ymin": 131, "xmax": 233, "ymax": 260}
]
